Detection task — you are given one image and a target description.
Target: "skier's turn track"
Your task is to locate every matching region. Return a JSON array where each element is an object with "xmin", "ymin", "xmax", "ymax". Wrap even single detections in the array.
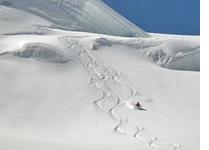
[{"xmin": 59, "ymin": 36, "xmax": 181, "ymax": 150}]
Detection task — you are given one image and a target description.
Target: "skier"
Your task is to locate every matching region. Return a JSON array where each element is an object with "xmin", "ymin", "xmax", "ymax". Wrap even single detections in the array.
[{"xmin": 135, "ymin": 102, "xmax": 146, "ymax": 111}]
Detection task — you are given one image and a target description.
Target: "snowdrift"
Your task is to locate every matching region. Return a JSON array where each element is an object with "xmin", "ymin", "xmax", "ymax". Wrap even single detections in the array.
[{"xmin": 0, "ymin": 43, "xmax": 71, "ymax": 63}]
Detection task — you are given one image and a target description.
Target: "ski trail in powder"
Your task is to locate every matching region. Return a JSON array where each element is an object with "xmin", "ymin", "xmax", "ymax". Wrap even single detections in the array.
[{"xmin": 58, "ymin": 36, "xmax": 181, "ymax": 150}]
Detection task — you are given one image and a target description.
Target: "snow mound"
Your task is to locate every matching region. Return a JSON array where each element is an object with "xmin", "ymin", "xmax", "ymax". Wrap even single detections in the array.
[
  {"xmin": 0, "ymin": 0, "xmax": 148, "ymax": 37},
  {"xmin": 144, "ymin": 38, "xmax": 200, "ymax": 71},
  {"xmin": 91, "ymin": 38, "xmax": 112, "ymax": 50},
  {"xmin": 102, "ymin": 35, "xmax": 200, "ymax": 71},
  {"xmin": 0, "ymin": 43, "xmax": 71, "ymax": 63}
]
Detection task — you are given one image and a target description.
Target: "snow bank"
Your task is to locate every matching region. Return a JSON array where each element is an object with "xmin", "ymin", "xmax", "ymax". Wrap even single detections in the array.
[
  {"xmin": 100, "ymin": 35, "xmax": 200, "ymax": 71},
  {"xmin": 0, "ymin": 43, "xmax": 71, "ymax": 63}
]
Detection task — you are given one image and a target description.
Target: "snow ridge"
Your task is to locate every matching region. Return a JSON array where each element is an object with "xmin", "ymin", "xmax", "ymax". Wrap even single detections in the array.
[
  {"xmin": 0, "ymin": 43, "xmax": 70, "ymax": 63},
  {"xmin": 97, "ymin": 36, "xmax": 200, "ymax": 71}
]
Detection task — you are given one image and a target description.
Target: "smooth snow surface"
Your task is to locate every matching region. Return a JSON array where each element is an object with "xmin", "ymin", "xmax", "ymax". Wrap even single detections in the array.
[{"xmin": 0, "ymin": 1, "xmax": 199, "ymax": 150}]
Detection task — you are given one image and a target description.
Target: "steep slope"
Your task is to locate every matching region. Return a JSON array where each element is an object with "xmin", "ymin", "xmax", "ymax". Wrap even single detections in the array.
[
  {"xmin": 0, "ymin": 31, "xmax": 199, "ymax": 150},
  {"xmin": 0, "ymin": 0, "xmax": 147, "ymax": 37}
]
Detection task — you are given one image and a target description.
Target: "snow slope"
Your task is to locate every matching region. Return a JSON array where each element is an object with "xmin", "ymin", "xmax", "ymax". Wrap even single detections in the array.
[
  {"xmin": 0, "ymin": 30, "xmax": 199, "ymax": 150},
  {"xmin": 0, "ymin": 0, "xmax": 147, "ymax": 37},
  {"xmin": 0, "ymin": 1, "xmax": 199, "ymax": 150}
]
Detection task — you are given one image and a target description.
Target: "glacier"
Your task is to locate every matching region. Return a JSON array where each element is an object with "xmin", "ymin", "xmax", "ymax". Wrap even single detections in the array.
[
  {"xmin": 0, "ymin": 0, "xmax": 199, "ymax": 150},
  {"xmin": 0, "ymin": 0, "xmax": 147, "ymax": 37}
]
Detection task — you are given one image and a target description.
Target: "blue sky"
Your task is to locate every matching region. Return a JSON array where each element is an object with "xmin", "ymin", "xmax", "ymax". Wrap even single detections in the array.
[{"xmin": 103, "ymin": 0, "xmax": 200, "ymax": 35}]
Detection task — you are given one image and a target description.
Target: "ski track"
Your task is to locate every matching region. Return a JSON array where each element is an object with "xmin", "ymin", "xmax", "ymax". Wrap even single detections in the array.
[{"xmin": 58, "ymin": 36, "xmax": 181, "ymax": 150}]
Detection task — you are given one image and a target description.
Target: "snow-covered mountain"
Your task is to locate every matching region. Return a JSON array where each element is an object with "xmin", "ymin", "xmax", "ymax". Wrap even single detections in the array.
[
  {"xmin": 0, "ymin": 1, "xmax": 199, "ymax": 150},
  {"xmin": 0, "ymin": 0, "xmax": 147, "ymax": 37}
]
